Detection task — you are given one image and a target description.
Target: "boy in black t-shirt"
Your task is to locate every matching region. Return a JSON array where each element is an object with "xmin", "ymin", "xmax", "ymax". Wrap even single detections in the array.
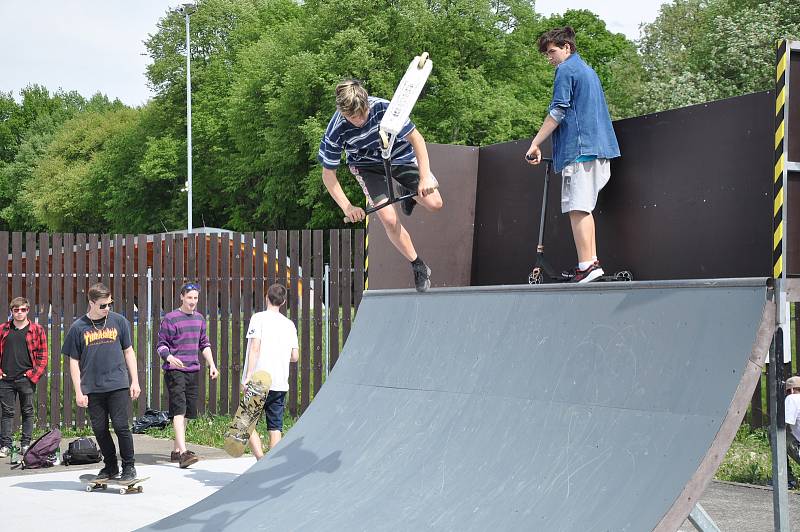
[{"xmin": 62, "ymin": 283, "xmax": 141, "ymax": 481}]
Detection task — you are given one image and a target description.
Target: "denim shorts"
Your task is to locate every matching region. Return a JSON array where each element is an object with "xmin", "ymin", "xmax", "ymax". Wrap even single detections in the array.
[{"xmin": 264, "ymin": 391, "xmax": 287, "ymax": 432}]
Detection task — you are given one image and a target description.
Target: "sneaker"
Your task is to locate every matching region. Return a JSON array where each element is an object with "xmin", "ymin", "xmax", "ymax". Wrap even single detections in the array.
[
  {"xmin": 400, "ymin": 188, "xmax": 417, "ymax": 216},
  {"xmin": 0, "ymin": 446, "xmax": 8, "ymax": 458},
  {"xmin": 96, "ymin": 465, "xmax": 120, "ymax": 480},
  {"xmin": 179, "ymin": 450, "xmax": 199, "ymax": 469},
  {"xmin": 170, "ymin": 450, "xmax": 181, "ymax": 463},
  {"xmin": 412, "ymin": 260, "xmax": 431, "ymax": 292},
  {"xmin": 120, "ymin": 465, "xmax": 137, "ymax": 482},
  {"xmin": 570, "ymin": 261, "xmax": 605, "ymax": 283}
]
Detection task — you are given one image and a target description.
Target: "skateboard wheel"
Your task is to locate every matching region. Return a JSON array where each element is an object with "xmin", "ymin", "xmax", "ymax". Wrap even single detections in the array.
[
  {"xmin": 137, "ymin": 486, "xmax": 143, "ymax": 493},
  {"xmin": 417, "ymin": 52, "xmax": 429, "ymax": 68},
  {"xmin": 528, "ymin": 269, "xmax": 543, "ymax": 285},
  {"xmin": 85, "ymin": 485, "xmax": 93, "ymax": 492},
  {"xmin": 119, "ymin": 488, "xmax": 126, "ymax": 495}
]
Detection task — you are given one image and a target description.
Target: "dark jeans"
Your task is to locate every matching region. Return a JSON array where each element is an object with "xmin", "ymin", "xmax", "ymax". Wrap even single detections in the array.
[
  {"xmin": 0, "ymin": 376, "xmax": 35, "ymax": 448},
  {"xmin": 88, "ymin": 388, "xmax": 135, "ymax": 469},
  {"xmin": 788, "ymin": 432, "xmax": 800, "ymax": 482}
]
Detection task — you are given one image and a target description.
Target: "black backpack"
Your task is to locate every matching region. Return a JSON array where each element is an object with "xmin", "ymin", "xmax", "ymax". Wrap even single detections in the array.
[{"xmin": 63, "ymin": 437, "xmax": 102, "ymax": 465}]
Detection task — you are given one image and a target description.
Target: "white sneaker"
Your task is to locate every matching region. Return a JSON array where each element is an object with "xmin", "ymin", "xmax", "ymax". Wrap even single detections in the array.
[{"xmin": 0, "ymin": 446, "xmax": 8, "ymax": 458}]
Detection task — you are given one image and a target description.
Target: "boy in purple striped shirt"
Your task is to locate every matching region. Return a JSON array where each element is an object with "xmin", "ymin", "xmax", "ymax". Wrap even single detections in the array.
[{"xmin": 157, "ymin": 282, "xmax": 218, "ymax": 468}]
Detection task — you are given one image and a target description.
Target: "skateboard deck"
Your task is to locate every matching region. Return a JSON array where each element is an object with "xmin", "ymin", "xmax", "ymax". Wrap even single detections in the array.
[
  {"xmin": 80, "ymin": 473, "xmax": 149, "ymax": 494},
  {"xmin": 223, "ymin": 370, "xmax": 272, "ymax": 457}
]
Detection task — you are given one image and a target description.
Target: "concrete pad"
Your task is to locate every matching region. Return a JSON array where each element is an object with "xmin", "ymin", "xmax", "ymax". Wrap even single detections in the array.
[{"xmin": 1, "ymin": 456, "xmax": 255, "ymax": 531}]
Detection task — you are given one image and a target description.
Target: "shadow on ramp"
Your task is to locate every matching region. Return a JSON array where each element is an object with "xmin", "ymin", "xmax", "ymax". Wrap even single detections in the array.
[{"xmin": 140, "ymin": 279, "xmax": 774, "ymax": 532}]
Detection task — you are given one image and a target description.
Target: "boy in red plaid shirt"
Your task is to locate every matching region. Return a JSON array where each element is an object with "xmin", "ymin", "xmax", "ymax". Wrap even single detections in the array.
[{"xmin": 0, "ymin": 296, "xmax": 48, "ymax": 458}]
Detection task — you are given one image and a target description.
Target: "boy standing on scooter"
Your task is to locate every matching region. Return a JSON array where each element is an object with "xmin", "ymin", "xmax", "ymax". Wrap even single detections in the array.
[
  {"xmin": 525, "ymin": 27, "xmax": 620, "ymax": 283},
  {"xmin": 319, "ymin": 79, "xmax": 443, "ymax": 292}
]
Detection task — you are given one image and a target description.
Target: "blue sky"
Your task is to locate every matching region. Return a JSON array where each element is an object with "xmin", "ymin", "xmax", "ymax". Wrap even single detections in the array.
[{"xmin": 0, "ymin": 1, "xmax": 667, "ymax": 107}]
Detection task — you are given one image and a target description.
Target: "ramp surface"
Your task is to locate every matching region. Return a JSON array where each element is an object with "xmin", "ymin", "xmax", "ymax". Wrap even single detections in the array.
[{"xmin": 142, "ymin": 279, "xmax": 774, "ymax": 532}]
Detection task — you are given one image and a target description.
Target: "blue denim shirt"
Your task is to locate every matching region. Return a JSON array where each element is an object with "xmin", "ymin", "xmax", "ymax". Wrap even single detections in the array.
[{"xmin": 548, "ymin": 53, "xmax": 620, "ymax": 173}]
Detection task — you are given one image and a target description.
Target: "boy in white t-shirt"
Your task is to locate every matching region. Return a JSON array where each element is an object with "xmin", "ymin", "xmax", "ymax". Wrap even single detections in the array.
[
  {"xmin": 784, "ymin": 376, "xmax": 800, "ymax": 489},
  {"xmin": 241, "ymin": 283, "xmax": 299, "ymax": 459}
]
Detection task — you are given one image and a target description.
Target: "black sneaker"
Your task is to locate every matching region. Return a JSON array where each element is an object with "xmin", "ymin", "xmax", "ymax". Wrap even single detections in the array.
[
  {"xmin": 120, "ymin": 465, "xmax": 137, "ymax": 482},
  {"xmin": 570, "ymin": 261, "xmax": 605, "ymax": 283},
  {"xmin": 561, "ymin": 267, "xmax": 577, "ymax": 281},
  {"xmin": 412, "ymin": 261, "xmax": 431, "ymax": 292},
  {"xmin": 96, "ymin": 465, "xmax": 120, "ymax": 480},
  {"xmin": 397, "ymin": 184, "xmax": 416, "ymax": 216}
]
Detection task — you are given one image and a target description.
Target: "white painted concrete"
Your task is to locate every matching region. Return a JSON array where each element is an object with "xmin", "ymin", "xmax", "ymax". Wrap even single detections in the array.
[{"xmin": 1, "ymin": 457, "xmax": 256, "ymax": 531}]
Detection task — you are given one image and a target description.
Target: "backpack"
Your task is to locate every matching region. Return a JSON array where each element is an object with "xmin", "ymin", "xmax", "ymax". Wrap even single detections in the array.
[
  {"xmin": 22, "ymin": 428, "xmax": 62, "ymax": 469},
  {"xmin": 63, "ymin": 437, "xmax": 102, "ymax": 465}
]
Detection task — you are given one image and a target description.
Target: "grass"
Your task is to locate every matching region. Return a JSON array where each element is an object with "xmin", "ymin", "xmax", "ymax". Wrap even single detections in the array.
[
  {"xmin": 135, "ymin": 412, "xmax": 298, "ymax": 454},
  {"xmin": 715, "ymin": 423, "xmax": 800, "ymax": 486}
]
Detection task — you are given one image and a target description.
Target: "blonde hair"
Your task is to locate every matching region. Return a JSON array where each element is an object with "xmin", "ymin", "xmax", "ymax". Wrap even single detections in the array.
[{"xmin": 335, "ymin": 79, "xmax": 369, "ymax": 116}]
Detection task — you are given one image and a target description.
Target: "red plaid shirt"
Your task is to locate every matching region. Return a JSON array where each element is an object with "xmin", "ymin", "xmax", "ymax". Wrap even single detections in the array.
[{"xmin": 0, "ymin": 320, "xmax": 48, "ymax": 384}]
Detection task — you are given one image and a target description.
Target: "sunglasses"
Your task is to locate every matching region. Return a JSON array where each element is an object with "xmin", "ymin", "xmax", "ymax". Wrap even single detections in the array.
[
  {"xmin": 182, "ymin": 283, "xmax": 200, "ymax": 292},
  {"xmin": 11, "ymin": 307, "xmax": 29, "ymax": 313},
  {"xmin": 97, "ymin": 301, "xmax": 113, "ymax": 310}
]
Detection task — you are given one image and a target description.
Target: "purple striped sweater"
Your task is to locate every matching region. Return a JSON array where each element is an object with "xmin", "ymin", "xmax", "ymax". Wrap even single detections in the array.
[{"xmin": 157, "ymin": 310, "xmax": 211, "ymax": 372}]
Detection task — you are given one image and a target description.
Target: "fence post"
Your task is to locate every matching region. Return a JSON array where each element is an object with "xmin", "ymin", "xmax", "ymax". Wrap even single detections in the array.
[
  {"xmin": 324, "ymin": 264, "xmax": 330, "ymax": 379},
  {"xmin": 147, "ymin": 266, "xmax": 153, "ymax": 409}
]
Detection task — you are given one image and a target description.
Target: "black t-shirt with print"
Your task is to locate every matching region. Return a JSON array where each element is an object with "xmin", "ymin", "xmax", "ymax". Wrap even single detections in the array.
[
  {"xmin": 62, "ymin": 312, "xmax": 132, "ymax": 394},
  {"xmin": 1, "ymin": 324, "xmax": 32, "ymax": 380}
]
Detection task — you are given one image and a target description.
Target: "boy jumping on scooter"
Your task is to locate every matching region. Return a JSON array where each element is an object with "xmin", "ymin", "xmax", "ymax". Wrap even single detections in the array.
[{"xmin": 319, "ymin": 79, "xmax": 443, "ymax": 292}]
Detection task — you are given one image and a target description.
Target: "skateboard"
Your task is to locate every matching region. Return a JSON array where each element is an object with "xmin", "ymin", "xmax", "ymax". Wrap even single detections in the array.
[
  {"xmin": 344, "ymin": 52, "xmax": 435, "ymax": 222},
  {"xmin": 223, "ymin": 370, "xmax": 272, "ymax": 457},
  {"xmin": 80, "ymin": 473, "xmax": 149, "ymax": 494}
]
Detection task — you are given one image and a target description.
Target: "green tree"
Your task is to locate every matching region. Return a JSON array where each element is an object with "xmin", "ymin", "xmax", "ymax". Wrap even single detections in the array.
[
  {"xmin": 23, "ymin": 108, "xmax": 138, "ymax": 232},
  {"xmin": 637, "ymin": 0, "xmax": 800, "ymax": 114}
]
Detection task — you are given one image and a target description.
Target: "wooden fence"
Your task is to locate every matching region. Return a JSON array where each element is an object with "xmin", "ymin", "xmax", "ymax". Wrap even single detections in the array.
[
  {"xmin": 2, "ymin": 230, "xmax": 365, "ymax": 429},
  {"xmin": 3, "ymin": 228, "xmax": 789, "ymax": 431}
]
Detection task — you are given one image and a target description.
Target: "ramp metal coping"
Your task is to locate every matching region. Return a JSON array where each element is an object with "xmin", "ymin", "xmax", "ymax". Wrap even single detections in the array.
[{"xmin": 364, "ymin": 277, "xmax": 771, "ymax": 298}]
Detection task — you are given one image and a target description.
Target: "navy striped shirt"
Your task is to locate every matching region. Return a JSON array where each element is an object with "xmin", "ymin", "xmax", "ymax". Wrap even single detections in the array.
[{"xmin": 318, "ymin": 96, "xmax": 417, "ymax": 169}]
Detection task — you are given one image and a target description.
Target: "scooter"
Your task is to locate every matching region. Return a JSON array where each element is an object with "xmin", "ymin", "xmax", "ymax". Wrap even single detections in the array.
[{"xmin": 526, "ymin": 155, "xmax": 632, "ymax": 284}]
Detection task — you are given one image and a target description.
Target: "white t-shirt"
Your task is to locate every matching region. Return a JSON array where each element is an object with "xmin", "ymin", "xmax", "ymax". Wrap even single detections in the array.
[
  {"xmin": 785, "ymin": 393, "xmax": 800, "ymax": 441},
  {"xmin": 241, "ymin": 310, "xmax": 298, "ymax": 392}
]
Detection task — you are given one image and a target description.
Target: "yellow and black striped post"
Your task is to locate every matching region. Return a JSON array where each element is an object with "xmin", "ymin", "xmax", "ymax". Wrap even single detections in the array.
[
  {"xmin": 364, "ymin": 205, "xmax": 369, "ymax": 290},
  {"xmin": 774, "ymin": 39, "xmax": 788, "ymax": 279}
]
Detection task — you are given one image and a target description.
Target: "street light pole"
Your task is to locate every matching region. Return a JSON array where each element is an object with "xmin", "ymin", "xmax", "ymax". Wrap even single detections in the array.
[{"xmin": 178, "ymin": 2, "xmax": 196, "ymax": 233}]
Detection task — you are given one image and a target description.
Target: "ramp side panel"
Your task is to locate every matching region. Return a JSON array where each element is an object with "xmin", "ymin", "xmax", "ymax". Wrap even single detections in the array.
[{"xmin": 141, "ymin": 280, "xmax": 770, "ymax": 532}]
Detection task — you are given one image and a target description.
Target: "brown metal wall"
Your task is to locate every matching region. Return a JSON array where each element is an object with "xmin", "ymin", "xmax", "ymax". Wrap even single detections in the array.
[
  {"xmin": 789, "ymin": 51, "xmax": 800, "ymax": 163},
  {"xmin": 366, "ymin": 143, "xmax": 479, "ymax": 289},
  {"xmin": 472, "ymin": 91, "xmax": 775, "ymax": 284}
]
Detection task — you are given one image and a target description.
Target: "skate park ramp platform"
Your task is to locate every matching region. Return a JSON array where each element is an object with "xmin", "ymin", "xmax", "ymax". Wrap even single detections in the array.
[{"xmin": 142, "ymin": 279, "xmax": 774, "ymax": 532}]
